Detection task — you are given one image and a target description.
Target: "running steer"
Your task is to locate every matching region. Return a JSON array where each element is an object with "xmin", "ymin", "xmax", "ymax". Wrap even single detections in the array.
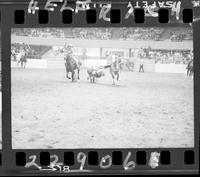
[{"xmin": 87, "ymin": 67, "xmax": 105, "ymax": 83}]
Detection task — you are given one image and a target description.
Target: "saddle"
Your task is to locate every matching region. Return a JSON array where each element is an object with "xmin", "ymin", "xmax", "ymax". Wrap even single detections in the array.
[{"xmin": 65, "ymin": 55, "xmax": 81, "ymax": 70}]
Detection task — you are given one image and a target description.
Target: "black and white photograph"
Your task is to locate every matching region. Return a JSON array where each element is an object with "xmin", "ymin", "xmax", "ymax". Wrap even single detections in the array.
[
  {"xmin": 11, "ymin": 27, "xmax": 194, "ymax": 149},
  {"xmin": 0, "ymin": 31, "xmax": 1, "ymax": 149}
]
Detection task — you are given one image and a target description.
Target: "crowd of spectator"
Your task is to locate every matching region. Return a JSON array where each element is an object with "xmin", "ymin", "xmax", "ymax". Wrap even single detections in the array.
[
  {"xmin": 12, "ymin": 28, "xmax": 192, "ymax": 41},
  {"xmin": 11, "ymin": 28, "xmax": 193, "ymax": 65},
  {"xmin": 12, "ymin": 28, "xmax": 65, "ymax": 38},
  {"xmin": 71, "ymin": 28, "xmax": 112, "ymax": 40},
  {"xmin": 11, "ymin": 43, "xmax": 37, "ymax": 60},
  {"xmin": 169, "ymin": 29, "xmax": 193, "ymax": 41},
  {"xmin": 10, "ymin": 42, "xmax": 192, "ymax": 65},
  {"xmin": 154, "ymin": 50, "xmax": 192, "ymax": 64},
  {"xmin": 135, "ymin": 47, "xmax": 192, "ymax": 64},
  {"xmin": 170, "ymin": 31, "xmax": 187, "ymax": 41},
  {"xmin": 120, "ymin": 28, "xmax": 163, "ymax": 41}
]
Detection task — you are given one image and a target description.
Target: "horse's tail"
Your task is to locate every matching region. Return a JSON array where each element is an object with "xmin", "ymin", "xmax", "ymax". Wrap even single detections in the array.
[{"xmin": 104, "ymin": 64, "xmax": 111, "ymax": 69}]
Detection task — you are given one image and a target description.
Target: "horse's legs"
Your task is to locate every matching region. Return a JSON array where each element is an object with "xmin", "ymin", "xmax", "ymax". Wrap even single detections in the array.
[
  {"xmin": 72, "ymin": 70, "xmax": 77, "ymax": 82},
  {"xmin": 88, "ymin": 75, "xmax": 92, "ymax": 82},
  {"xmin": 116, "ymin": 72, "xmax": 119, "ymax": 81},
  {"xmin": 111, "ymin": 74, "xmax": 115, "ymax": 85},
  {"xmin": 67, "ymin": 72, "xmax": 71, "ymax": 79},
  {"xmin": 191, "ymin": 73, "xmax": 194, "ymax": 80},
  {"xmin": 189, "ymin": 71, "xmax": 192, "ymax": 79},
  {"xmin": 65, "ymin": 63, "xmax": 67, "ymax": 78},
  {"xmin": 190, "ymin": 73, "xmax": 193, "ymax": 80},
  {"xmin": 71, "ymin": 71, "xmax": 75, "ymax": 82},
  {"xmin": 190, "ymin": 70, "xmax": 193, "ymax": 80},
  {"xmin": 187, "ymin": 68, "xmax": 189, "ymax": 76},
  {"xmin": 87, "ymin": 75, "xmax": 90, "ymax": 81},
  {"xmin": 17, "ymin": 60, "xmax": 20, "ymax": 67},
  {"xmin": 113, "ymin": 78, "xmax": 115, "ymax": 85},
  {"xmin": 65, "ymin": 63, "xmax": 71, "ymax": 79},
  {"xmin": 110, "ymin": 69, "xmax": 115, "ymax": 85},
  {"xmin": 126, "ymin": 64, "xmax": 130, "ymax": 71},
  {"xmin": 77, "ymin": 68, "xmax": 80, "ymax": 80}
]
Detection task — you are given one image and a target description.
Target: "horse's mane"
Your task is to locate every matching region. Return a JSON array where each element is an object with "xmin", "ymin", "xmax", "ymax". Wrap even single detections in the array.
[
  {"xmin": 65, "ymin": 54, "xmax": 78, "ymax": 70},
  {"xmin": 65, "ymin": 54, "xmax": 73, "ymax": 62}
]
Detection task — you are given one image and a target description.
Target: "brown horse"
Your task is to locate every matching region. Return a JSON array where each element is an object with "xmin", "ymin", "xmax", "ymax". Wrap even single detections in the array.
[
  {"xmin": 104, "ymin": 58, "xmax": 122, "ymax": 85},
  {"xmin": 64, "ymin": 55, "xmax": 81, "ymax": 82}
]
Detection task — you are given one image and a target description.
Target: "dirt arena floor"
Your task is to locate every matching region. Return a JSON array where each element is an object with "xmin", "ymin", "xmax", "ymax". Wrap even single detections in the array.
[{"xmin": 11, "ymin": 68, "xmax": 194, "ymax": 149}]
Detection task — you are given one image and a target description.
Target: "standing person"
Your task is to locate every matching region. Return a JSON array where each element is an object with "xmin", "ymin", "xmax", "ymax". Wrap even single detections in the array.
[
  {"xmin": 139, "ymin": 59, "xmax": 144, "ymax": 72},
  {"xmin": 11, "ymin": 47, "xmax": 17, "ymax": 61},
  {"xmin": 16, "ymin": 48, "xmax": 23, "ymax": 67},
  {"xmin": 21, "ymin": 49, "xmax": 27, "ymax": 68},
  {"xmin": 63, "ymin": 44, "xmax": 81, "ymax": 81},
  {"xmin": 186, "ymin": 59, "xmax": 193, "ymax": 77}
]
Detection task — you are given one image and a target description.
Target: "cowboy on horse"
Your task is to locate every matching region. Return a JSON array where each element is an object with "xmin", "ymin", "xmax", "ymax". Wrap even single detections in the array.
[
  {"xmin": 63, "ymin": 44, "xmax": 81, "ymax": 82},
  {"xmin": 16, "ymin": 47, "xmax": 28, "ymax": 68},
  {"xmin": 64, "ymin": 44, "xmax": 78, "ymax": 62}
]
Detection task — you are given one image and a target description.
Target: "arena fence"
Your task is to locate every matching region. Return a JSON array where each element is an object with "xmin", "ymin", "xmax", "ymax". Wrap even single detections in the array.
[
  {"xmin": 155, "ymin": 63, "xmax": 187, "ymax": 73},
  {"xmin": 11, "ymin": 59, "xmax": 47, "ymax": 68},
  {"xmin": 11, "ymin": 58, "xmax": 187, "ymax": 73}
]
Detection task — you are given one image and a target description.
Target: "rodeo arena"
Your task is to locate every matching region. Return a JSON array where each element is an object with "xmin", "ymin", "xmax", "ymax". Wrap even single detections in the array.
[{"xmin": 11, "ymin": 27, "xmax": 194, "ymax": 149}]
